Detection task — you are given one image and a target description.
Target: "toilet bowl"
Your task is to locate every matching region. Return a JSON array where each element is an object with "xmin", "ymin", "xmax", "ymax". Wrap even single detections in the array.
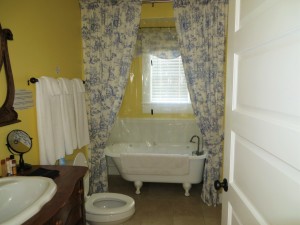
[
  {"xmin": 72, "ymin": 153, "xmax": 135, "ymax": 225},
  {"xmin": 86, "ymin": 193, "xmax": 135, "ymax": 225}
]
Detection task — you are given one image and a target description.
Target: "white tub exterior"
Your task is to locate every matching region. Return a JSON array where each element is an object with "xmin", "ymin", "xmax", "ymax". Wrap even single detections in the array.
[{"xmin": 104, "ymin": 143, "xmax": 206, "ymax": 196}]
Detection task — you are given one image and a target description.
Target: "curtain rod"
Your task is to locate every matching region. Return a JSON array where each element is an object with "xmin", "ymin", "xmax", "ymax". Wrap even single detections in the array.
[
  {"xmin": 142, "ymin": 0, "xmax": 173, "ymax": 3},
  {"xmin": 139, "ymin": 26, "xmax": 175, "ymax": 29},
  {"xmin": 27, "ymin": 77, "xmax": 85, "ymax": 85}
]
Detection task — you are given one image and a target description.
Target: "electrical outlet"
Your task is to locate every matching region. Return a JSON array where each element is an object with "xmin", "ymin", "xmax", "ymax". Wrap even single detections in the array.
[{"xmin": 55, "ymin": 66, "xmax": 61, "ymax": 75}]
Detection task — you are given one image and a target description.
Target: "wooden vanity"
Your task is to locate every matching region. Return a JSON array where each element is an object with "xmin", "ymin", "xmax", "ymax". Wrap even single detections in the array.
[{"xmin": 21, "ymin": 165, "xmax": 88, "ymax": 225}]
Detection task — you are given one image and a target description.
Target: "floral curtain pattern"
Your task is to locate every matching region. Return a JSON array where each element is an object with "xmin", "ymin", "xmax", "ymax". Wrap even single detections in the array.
[
  {"xmin": 173, "ymin": 0, "xmax": 228, "ymax": 206},
  {"xmin": 80, "ymin": 0, "xmax": 141, "ymax": 193},
  {"xmin": 135, "ymin": 28, "xmax": 180, "ymax": 59}
]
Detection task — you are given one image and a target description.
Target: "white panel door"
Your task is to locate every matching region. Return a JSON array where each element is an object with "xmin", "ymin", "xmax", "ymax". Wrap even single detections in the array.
[{"xmin": 222, "ymin": 0, "xmax": 300, "ymax": 224}]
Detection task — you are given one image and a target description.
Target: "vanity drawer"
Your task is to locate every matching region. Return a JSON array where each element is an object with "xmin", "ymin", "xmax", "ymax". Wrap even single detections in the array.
[{"xmin": 48, "ymin": 180, "xmax": 85, "ymax": 225}]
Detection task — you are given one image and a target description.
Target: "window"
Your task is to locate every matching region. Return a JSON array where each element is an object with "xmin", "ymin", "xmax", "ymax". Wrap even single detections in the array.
[
  {"xmin": 136, "ymin": 27, "xmax": 193, "ymax": 114},
  {"xmin": 142, "ymin": 54, "xmax": 193, "ymax": 114}
]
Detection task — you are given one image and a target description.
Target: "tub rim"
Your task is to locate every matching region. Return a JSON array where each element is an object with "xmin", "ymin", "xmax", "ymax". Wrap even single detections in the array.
[{"xmin": 104, "ymin": 143, "xmax": 207, "ymax": 159}]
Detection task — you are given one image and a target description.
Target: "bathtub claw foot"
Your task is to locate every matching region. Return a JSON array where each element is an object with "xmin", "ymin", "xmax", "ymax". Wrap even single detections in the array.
[
  {"xmin": 183, "ymin": 183, "xmax": 191, "ymax": 196},
  {"xmin": 134, "ymin": 181, "xmax": 143, "ymax": 194}
]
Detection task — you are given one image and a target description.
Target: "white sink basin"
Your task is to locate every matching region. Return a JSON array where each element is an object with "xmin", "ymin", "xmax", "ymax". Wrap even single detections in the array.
[{"xmin": 0, "ymin": 176, "xmax": 57, "ymax": 225}]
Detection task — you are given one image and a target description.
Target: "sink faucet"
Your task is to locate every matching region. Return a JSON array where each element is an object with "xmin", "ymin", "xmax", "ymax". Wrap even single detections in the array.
[{"xmin": 190, "ymin": 135, "xmax": 203, "ymax": 156}]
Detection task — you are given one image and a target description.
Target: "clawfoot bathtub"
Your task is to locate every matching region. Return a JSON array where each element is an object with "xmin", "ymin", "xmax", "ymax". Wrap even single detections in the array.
[{"xmin": 105, "ymin": 143, "xmax": 206, "ymax": 196}]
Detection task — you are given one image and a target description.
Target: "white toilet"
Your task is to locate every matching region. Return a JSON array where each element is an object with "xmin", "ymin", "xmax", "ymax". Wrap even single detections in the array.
[{"xmin": 72, "ymin": 153, "xmax": 135, "ymax": 225}]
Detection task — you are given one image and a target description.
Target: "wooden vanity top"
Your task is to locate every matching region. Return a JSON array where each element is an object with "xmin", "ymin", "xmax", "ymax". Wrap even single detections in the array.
[{"xmin": 21, "ymin": 165, "xmax": 88, "ymax": 225}]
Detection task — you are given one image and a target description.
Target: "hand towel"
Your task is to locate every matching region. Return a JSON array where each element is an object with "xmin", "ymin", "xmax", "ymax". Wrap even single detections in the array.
[
  {"xmin": 58, "ymin": 78, "xmax": 77, "ymax": 154},
  {"xmin": 36, "ymin": 76, "xmax": 65, "ymax": 164},
  {"xmin": 72, "ymin": 79, "xmax": 90, "ymax": 148}
]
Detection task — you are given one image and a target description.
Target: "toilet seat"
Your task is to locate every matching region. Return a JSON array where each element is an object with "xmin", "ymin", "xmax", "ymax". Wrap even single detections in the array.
[
  {"xmin": 72, "ymin": 153, "xmax": 135, "ymax": 224},
  {"xmin": 85, "ymin": 193, "xmax": 135, "ymax": 215}
]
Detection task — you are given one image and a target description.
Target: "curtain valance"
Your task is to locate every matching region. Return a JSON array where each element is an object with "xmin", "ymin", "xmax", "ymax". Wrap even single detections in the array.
[
  {"xmin": 80, "ymin": 0, "xmax": 141, "ymax": 7},
  {"xmin": 135, "ymin": 28, "xmax": 180, "ymax": 59},
  {"xmin": 173, "ymin": 0, "xmax": 228, "ymax": 7}
]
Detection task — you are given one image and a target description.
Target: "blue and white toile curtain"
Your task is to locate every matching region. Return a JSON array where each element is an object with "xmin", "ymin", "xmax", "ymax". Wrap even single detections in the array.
[
  {"xmin": 173, "ymin": 0, "xmax": 228, "ymax": 206},
  {"xmin": 80, "ymin": 0, "xmax": 141, "ymax": 193}
]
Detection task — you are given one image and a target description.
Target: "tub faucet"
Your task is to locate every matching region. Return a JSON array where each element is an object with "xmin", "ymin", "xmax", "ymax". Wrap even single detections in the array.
[{"xmin": 190, "ymin": 135, "xmax": 203, "ymax": 156}]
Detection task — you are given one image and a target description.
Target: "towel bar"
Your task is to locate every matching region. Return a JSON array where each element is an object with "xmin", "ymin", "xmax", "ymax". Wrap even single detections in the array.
[{"xmin": 27, "ymin": 77, "xmax": 85, "ymax": 85}]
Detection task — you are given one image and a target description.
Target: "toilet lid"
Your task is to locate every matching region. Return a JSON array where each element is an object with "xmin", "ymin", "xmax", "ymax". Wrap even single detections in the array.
[
  {"xmin": 73, "ymin": 152, "xmax": 88, "ymax": 167},
  {"xmin": 85, "ymin": 193, "xmax": 135, "ymax": 215}
]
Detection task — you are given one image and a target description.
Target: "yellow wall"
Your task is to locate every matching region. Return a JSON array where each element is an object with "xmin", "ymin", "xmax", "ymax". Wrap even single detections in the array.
[
  {"xmin": 141, "ymin": 2, "xmax": 174, "ymax": 20},
  {"xmin": 119, "ymin": 3, "xmax": 194, "ymax": 119},
  {"xmin": 0, "ymin": 0, "xmax": 84, "ymax": 175}
]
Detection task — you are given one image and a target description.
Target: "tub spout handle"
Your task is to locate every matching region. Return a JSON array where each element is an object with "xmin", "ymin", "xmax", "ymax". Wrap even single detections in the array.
[{"xmin": 190, "ymin": 135, "xmax": 203, "ymax": 155}]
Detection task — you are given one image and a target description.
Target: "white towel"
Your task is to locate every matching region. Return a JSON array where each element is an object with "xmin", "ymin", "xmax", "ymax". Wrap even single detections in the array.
[
  {"xmin": 120, "ymin": 153, "xmax": 189, "ymax": 175},
  {"xmin": 72, "ymin": 79, "xmax": 90, "ymax": 148},
  {"xmin": 58, "ymin": 78, "xmax": 77, "ymax": 154},
  {"xmin": 36, "ymin": 76, "xmax": 65, "ymax": 164}
]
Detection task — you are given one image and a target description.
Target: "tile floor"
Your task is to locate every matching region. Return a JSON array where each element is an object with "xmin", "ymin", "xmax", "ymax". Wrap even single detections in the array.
[{"xmin": 108, "ymin": 175, "xmax": 222, "ymax": 225}]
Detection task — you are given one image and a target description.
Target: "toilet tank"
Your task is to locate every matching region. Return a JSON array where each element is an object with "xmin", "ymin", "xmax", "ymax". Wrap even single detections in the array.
[{"xmin": 72, "ymin": 153, "xmax": 89, "ymax": 198}]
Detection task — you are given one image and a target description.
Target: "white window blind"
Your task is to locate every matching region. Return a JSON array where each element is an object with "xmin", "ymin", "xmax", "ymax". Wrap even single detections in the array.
[
  {"xmin": 150, "ymin": 55, "xmax": 190, "ymax": 103},
  {"xmin": 142, "ymin": 54, "xmax": 193, "ymax": 114}
]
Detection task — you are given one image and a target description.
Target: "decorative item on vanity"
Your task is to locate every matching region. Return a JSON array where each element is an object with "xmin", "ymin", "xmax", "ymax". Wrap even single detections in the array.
[
  {"xmin": 0, "ymin": 156, "xmax": 17, "ymax": 176},
  {"xmin": 71, "ymin": 153, "xmax": 135, "ymax": 225},
  {"xmin": 6, "ymin": 130, "xmax": 32, "ymax": 172}
]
